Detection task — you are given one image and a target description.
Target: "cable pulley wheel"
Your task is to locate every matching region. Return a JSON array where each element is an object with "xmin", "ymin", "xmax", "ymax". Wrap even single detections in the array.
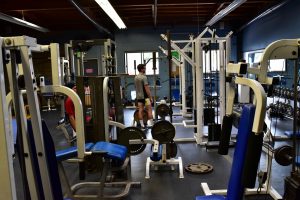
[
  {"xmin": 151, "ymin": 120, "xmax": 175, "ymax": 144},
  {"xmin": 274, "ymin": 145, "xmax": 293, "ymax": 166},
  {"xmin": 156, "ymin": 104, "xmax": 170, "ymax": 118},
  {"xmin": 118, "ymin": 127, "xmax": 147, "ymax": 155},
  {"xmin": 185, "ymin": 163, "xmax": 213, "ymax": 174}
]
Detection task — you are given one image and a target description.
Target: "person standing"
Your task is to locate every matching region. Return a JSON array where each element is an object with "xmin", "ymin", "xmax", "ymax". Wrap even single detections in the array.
[{"xmin": 134, "ymin": 64, "xmax": 154, "ymax": 129}]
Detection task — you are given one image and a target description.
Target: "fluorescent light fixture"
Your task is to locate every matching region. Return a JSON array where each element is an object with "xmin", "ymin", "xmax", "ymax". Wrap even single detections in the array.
[
  {"xmin": 94, "ymin": 0, "xmax": 126, "ymax": 29},
  {"xmin": 206, "ymin": 0, "xmax": 246, "ymax": 26},
  {"xmin": 0, "ymin": 12, "xmax": 49, "ymax": 32}
]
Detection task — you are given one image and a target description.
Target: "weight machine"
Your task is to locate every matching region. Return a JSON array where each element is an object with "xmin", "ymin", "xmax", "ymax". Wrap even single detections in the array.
[
  {"xmin": 160, "ymin": 27, "xmax": 232, "ymax": 144},
  {"xmin": 250, "ymin": 38, "xmax": 300, "ymax": 199},
  {"xmin": 198, "ymin": 61, "xmax": 282, "ymax": 199},
  {"xmin": 1, "ymin": 35, "xmax": 141, "ymax": 199},
  {"xmin": 0, "ymin": 36, "xmax": 74, "ymax": 199},
  {"xmin": 71, "ymin": 39, "xmax": 117, "ymax": 76}
]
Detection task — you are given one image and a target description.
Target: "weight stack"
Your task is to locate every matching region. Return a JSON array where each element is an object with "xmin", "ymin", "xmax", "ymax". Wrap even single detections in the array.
[
  {"xmin": 204, "ymin": 108, "xmax": 215, "ymax": 125},
  {"xmin": 208, "ymin": 123, "xmax": 221, "ymax": 141},
  {"xmin": 284, "ymin": 175, "xmax": 300, "ymax": 200}
]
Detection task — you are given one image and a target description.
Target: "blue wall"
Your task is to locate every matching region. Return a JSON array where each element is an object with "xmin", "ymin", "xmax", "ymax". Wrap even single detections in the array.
[
  {"xmin": 240, "ymin": 0, "xmax": 300, "ymax": 87},
  {"xmin": 241, "ymin": 0, "xmax": 300, "ymax": 52},
  {"xmin": 115, "ymin": 26, "xmax": 234, "ymax": 100}
]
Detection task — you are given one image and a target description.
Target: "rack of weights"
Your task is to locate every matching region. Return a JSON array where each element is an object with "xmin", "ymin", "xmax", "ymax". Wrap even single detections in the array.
[{"xmin": 271, "ymin": 86, "xmax": 300, "ymax": 124}]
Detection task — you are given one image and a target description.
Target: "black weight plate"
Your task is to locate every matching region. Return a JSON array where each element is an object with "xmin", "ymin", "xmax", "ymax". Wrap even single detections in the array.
[
  {"xmin": 151, "ymin": 120, "xmax": 175, "ymax": 144},
  {"xmin": 166, "ymin": 141, "xmax": 177, "ymax": 159},
  {"xmin": 274, "ymin": 145, "xmax": 293, "ymax": 166},
  {"xmin": 133, "ymin": 110, "xmax": 148, "ymax": 124},
  {"xmin": 118, "ymin": 127, "xmax": 147, "ymax": 155},
  {"xmin": 156, "ymin": 104, "xmax": 170, "ymax": 118},
  {"xmin": 185, "ymin": 163, "xmax": 213, "ymax": 174}
]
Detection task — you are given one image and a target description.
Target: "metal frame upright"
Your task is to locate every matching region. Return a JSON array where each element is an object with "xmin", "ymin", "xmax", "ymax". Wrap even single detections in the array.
[
  {"xmin": 3, "ymin": 36, "xmax": 54, "ymax": 199},
  {"xmin": 0, "ymin": 37, "xmax": 17, "ymax": 200}
]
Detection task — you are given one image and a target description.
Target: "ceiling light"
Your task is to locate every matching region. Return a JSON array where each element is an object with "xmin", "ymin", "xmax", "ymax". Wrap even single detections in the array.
[
  {"xmin": 206, "ymin": 0, "xmax": 246, "ymax": 26},
  {"xmin": 0, "ymin": 12, "xmax": 49, "ymax": 32},
  {"xmin": 94, "ymin": 0, "xmax": 126, "ymax": 29}
]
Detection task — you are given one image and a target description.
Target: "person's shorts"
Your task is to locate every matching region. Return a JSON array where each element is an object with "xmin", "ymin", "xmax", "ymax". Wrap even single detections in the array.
[{"xmin": 137, "ymin": 98, "xmax": 151, "ymax": 106}]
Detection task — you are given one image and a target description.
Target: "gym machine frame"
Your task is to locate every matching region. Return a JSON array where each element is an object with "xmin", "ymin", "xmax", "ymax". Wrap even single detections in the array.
[
  {"xmin": 200, "ymin": 61, "xmax": 282, "ymax": 200},
  {"xmin": 0, "ymin": 36, "xmax": 70, "ymax": 199},
  {"xmin": 250, "ymin": 38, "xmax": 300, "ymax": 199},
  {"xmin": 160, "ymin": 27, "xmax": 232, "ymax": 144},
  {"xmin": 71, "ymin": 39, "xmax": 117, "ymax": 76}
]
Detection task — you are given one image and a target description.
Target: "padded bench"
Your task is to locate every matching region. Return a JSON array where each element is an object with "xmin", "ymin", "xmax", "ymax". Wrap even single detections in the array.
[{"xmin": 56, "ymin": 143, "xmax": 94, "ymax": 162}]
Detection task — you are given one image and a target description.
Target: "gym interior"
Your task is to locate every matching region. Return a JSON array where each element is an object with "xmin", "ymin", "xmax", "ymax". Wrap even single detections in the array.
[{"xmin": 1, "ymin": 0, "xmax": 300, "ymax": 199}]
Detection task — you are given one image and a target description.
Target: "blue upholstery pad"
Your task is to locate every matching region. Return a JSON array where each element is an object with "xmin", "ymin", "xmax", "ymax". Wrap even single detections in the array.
[
  {"xmin": 91, "ymin": 141, "xmax": 127, "ymax": 161},
  {"xmin": 284, "ymin": 131, "xmax": 300, "ymax": 138},
  {"xmin": 12, "ymin": 118, "xmax": 17, "ymax": 144},
  {"xmin": 56, "ymin": 142, "xmax": 94, "ymax": 162},
  {"xmin": 227, "ymin": 105, "xmax": 255, "ymax": 200},
  {"xmin": 196, "ymin": 195, "xmax": 226, "ymax": 200},
  {"xmin": 150, "ymin": 144, "xmax": 163, "ymax": 161},
  {"xmin": 296, "ymin": 156, "xmax": 300, "ymax": 167}
]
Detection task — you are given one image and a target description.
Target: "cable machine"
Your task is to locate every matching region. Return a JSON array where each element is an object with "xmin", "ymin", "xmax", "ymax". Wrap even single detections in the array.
[{"xmin": 160, "ymin": 27, "xmax": 232, "ymax": 144}]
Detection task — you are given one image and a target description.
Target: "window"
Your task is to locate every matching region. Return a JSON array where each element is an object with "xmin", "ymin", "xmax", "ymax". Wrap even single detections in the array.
[
  {"xmin": 269, "ymin": 59, "xmax": 286, "ymax": 72},
  {"xmin": 202, "ymin": 50, "xmax": 220, "ymax": 72},
  {"xmin": 243, "ymin": 50, "xmax": 286, "ymax": 72},
  {"xmin": 125, "ymin": 51, "xmax": 159, "ymax": 75}
]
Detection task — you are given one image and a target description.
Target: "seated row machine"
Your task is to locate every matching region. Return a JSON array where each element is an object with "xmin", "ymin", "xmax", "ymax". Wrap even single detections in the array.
[{"xmin": 29, "ymin": 119, "xmax": 140, "ymax": 199}]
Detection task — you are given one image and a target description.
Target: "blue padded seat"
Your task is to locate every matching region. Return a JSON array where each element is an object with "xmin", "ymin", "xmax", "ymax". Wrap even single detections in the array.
[
  {"xmin": 284, "ymin": 131, "xmax": 300, "ymax": 138},
  {"xmin": 150, "ymin": 144, "xmax": 163, "ymax": 161},
  {"xmin": 91, "ymin": 141, "xmax": 127, "ymax": 162},
  {"xmin": 196, "ymin": 105, "xmax": 256, "ymax": 200},
  {"xmin": 56, "ymin": 143, "xmax": 94, "ymax": 162}
]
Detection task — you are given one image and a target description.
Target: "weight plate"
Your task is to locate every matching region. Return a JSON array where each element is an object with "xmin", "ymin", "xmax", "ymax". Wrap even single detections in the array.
[
  {"xmin": 151, "ymin": 120, "xmax": 175, "ymax": 144},
  {"xmin": 133, "ymin": 110, "xmax": 148, "ymax": 124},
  {"xmin": 156, "ymin": 104, "xmax": 170, "ymax": 118},
  {"xmin": 166, "ymin": 141, "xmax": 177, "ymax": 159},
  {"xmin": 118, "ymin": 127, "xmax": 147, "ymax": 155},
  {"xmin": 185, "ymin": 163, "xmax": 213, "ymax": 174},
  {"xmin": 274, "ymin": 145, "xmax": 293, "ymax": 166}
]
